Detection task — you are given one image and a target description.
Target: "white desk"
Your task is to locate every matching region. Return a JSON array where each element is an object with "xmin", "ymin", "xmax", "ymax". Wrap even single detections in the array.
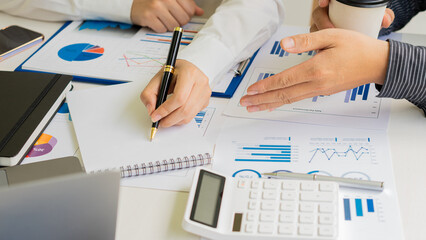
[{"xmin": 1, "ymin": 10, "xmax": 426, "ymax": 240}]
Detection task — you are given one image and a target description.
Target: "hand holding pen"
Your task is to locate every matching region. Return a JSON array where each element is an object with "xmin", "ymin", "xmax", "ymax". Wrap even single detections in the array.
[{"xmin": 140, "ymin": 34, "xmax": 211, "ymax": 135}]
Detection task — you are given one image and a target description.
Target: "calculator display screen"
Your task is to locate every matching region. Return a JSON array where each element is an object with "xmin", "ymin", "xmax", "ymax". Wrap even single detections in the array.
[{"xmin": 190, "ymin": 170, "xmax": 225, "ymax": 228}]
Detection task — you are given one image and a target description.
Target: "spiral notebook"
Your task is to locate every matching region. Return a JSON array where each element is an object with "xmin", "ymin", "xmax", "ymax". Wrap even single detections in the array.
[{"xmin": 67, "ymin": 81, "xmax": 214, "ymax": 191}]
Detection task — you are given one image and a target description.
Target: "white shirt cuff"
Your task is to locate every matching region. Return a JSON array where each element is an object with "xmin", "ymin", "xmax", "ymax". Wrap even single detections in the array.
[
  {"xmin": 79, "ymin": 0, "xmax": 133, "ymax": 24},
  {"xmin": 178, "ymin": 35, "xmax": 234, "ymax": 84}
]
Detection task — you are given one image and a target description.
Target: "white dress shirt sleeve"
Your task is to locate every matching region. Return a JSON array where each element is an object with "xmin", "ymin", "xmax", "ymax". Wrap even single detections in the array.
[
  {"xmin": 0, "ymin": 0, "xmax": 133, "ymax": 23},
  {"xmin": 178, "ymin": 0, "xmax": 285, "ymax": 84}
]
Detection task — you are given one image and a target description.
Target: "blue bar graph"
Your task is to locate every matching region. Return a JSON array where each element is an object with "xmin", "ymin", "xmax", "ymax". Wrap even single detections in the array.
[
  {"xmin": 256, "ymin": 72, "xmax": 275, "ymax": 82},
  {"xmin": 236, "ymin": 144, "xmax": 291, "ymax": 163},
  {"xmin": 195, "ymin": 111, "xmax": 206, "ymax": 128},
  {"xmin": 362, "ymin": 84, "xmax": 370, "ymax": 100},
  {"xmin": 355, "ymin": 199, "xmax": 363, "ymax": 216},
  {"xmin": 269, "ymin": 41, "xmax": 316, "ymax": 57},
  {"xmin": 346, "ymin": 84, "xmax": 370, "ymax": 102},
  {"xmin": 344, "ymin": 198, "xmax": 376, "ymax": 221},
  {"xmin": 367, "ymin": 199, "xmax": 375, "ymax": 212},
  {"xmin": 344, "ymin": 199, "xmax": 351, "ymax": 221}
]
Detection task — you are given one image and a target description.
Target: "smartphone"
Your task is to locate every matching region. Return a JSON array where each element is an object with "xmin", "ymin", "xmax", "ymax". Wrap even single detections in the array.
[{"xmin": 0, "ymin": 25, "xmax": 44, "ymax": 61}]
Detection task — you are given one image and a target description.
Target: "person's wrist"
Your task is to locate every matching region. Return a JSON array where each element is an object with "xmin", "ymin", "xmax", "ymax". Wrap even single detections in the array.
[{"xmin": 372, "ymin": 39, "xmax": 390, "ymax": 85}]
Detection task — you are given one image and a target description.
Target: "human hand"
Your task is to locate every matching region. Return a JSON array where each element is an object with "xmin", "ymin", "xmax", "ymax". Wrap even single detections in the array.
[
  {"xmin": 239, "ymin": 29, "xmax": 389, "ymax": 112},
  {"xmin": 131, "ymin": 0, "xmax": 204, "ymax": 33},
  {"xmin": 140, "ymin": 59, "xmax": 211, "ymax": 127},
  {"xmin": 311, "ymin": 0, "xmax": 395, "ymax": 32}
]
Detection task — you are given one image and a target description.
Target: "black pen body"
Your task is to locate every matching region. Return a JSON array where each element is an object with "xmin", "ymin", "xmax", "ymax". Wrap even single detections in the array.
[
  {"xmin": 151, "ymin": 27, "xmax": 183, "ymax": 130},
  {"xmin": 152, "ymin": 71, "xmax": 174, "ymax": 129}
]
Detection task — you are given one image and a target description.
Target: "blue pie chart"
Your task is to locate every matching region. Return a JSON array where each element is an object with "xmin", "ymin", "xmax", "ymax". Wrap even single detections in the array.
[{"xmin": 58, "ymin": 43, "xmax": 104, "ymax": 62}]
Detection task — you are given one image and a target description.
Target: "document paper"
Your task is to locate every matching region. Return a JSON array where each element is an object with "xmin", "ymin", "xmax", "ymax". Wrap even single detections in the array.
[
  {"xmin": 67, "ymin": 81, "xmax": 214, "ymax": 191},
  {"xmin": 224, "ymin": 26, "xmax": 391, "ymax": 130},
  {"xmin": 213, "ymin": 118, "xmax": 404, "ymax": 240}
]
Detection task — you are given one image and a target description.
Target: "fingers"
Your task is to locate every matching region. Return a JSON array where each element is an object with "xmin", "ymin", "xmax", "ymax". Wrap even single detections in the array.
[
  {"xmin": 312, "ymin": 6, "xmax": 335, "ymax": 31},
  {"xmin": 157, "ymin": 9, "xmax": 180, "ymax": 32},
  {"xmin": 161, "ymin": 85, "xmax": 210, "ymax": 127},
  {"xmin": 140, "ymin": 70, "xmax": 163, "ymax": 115},
  {"xmin": 280, "ymin": 30, "xmax": 334, "ymax": 54},
  {"xmin": 150, "ymin": 75, "xmax": 194, "ymax": 123},
  {"xmin": 318, "ymin": 0, "xmax": 330, "ymax": 8},
  {"xmin": 381, "ymin": 8, "xmax": 395, "ymax": 28},
  {"xmin": 167, "ymin": 1, "xmax": 191, "ymax": 26},
  {"xmin": 177, "ymin": 0, "xmax": 204, "ymax": 16},
  {"xmin": 241, "ymin": 81, "xmax": 318, "ymax": 112},
  {"xmin": 148, "ymin": 17, "xmax": 168, "ymax": 33},
  {"xmin": 246, "ymin": 66, "xmax": 307, "ymax": 95}
]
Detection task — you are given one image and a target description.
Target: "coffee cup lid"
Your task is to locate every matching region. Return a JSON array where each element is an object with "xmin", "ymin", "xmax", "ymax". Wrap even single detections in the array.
[{"xmin": 336, "ymin": 0, "xmax": 389, "ymax": 8}]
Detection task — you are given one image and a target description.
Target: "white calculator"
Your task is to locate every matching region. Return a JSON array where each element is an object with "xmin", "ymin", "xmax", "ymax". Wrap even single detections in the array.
[{"xmin": 183, "ymin": 168, "xmax": 339, "ymax": 240}]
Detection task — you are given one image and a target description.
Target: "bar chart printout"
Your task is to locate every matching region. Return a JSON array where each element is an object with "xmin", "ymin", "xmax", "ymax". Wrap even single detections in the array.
[
  {"xmin": 343, "ymin": 198, "xmax": 381, "ymax": 222},
  {"xmin": 234, "ymin": 143, "xmax": 292, "ymax": 163}
]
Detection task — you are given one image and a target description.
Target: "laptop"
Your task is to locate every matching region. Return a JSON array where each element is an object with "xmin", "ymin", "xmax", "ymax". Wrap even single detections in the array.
[{"xmin": 0, "ymin": 171, "xmax": 120, "ymax": 240}]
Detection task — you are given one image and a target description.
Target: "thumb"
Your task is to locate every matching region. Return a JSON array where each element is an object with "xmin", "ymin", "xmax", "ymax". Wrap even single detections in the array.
[
  {"xmin": 280, "ymin": 30, "xmax": 333, "ymax": 54},
  {"xmin": 195, "ymin": 6, "xmax": 204, "ymax": 16}
]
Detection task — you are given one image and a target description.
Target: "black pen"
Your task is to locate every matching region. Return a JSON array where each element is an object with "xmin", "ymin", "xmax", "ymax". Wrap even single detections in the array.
[{"xmin": 150, "ymin": 27, "xmax": 183, "ymax": 141}]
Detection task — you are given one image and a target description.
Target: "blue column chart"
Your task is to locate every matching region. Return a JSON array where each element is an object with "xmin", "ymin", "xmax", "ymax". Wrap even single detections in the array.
[
  {"xmin": 344, "ymin": 84, "xmax": 371, "ymax": 103},
  {"xmin": 343, "ymin": 197, "xmax": 384, "ymax": 222},
  {"xmin": 233, "ymin": 138, "xmax": 298, "ymax": 163},
  {"xmin": 194, "ymin": 107, "xmax": 216, "ymax": 136},
  {"xmin": 256, "ymin": 72, "xmax": 274, "ymax": 82},
  {"xmin": 270, "ymin": 41, "xmax": 316, "ymax": 57}
]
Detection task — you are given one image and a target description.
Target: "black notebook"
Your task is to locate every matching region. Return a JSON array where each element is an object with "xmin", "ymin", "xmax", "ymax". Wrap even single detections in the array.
[{"xmin": 0, "ymin": 71, "xmax": 72, "ymax": 166}]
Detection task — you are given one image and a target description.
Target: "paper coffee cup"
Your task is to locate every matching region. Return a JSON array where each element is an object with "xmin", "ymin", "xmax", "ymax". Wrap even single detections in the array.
[{"xmin": 329, "ymin": 0, "xmax": 389, "ymax": 38}]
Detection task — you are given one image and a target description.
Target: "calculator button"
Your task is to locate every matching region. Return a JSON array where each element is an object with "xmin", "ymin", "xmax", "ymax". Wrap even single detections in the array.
[
  {"xmin": 278, "ymin": 224, "xmax": 294, "ymax": 235},
  {"xmin": 263, "ymin": 181, "xmax": 278, "ymax": 189},
  {"xmin": 279, "ymin": 213, "xmax": 295, "ymax": 223},
  {"xmin": 298, "ymin": 224, "xmax": 314, "ymax": 236},
  {"xmin": 250, "ymin": 191, "xmax": 259, "ymax": 199},
  {"xmin": 318, "ymin": 226, "xmax": 335, "ymax": 236},
  {"xmin": 262, "ymin": 191, "xmax": 277, "ymax": 200},
  {"xmin": 261, "ymin": 201, "xmax": 276, "ymax": 211},
  {"xmin": 246, "ymin": 212, "xmax": 256, "ymax": 222},
  {"xmin": 259, "ymin": 212, "xmax": 275, "ymax": 222},
  {"xmin": 300, "ymin": 182, "xmax": 317, "ymax": 191},
  {"xmin": 281, "ymin": 191, "xmax": 297, "ymax": 200},
  {"xmin": 300, "ymin": 192, "xmax": 334, "ymax": 202},
  {"xmin": 258, "ymin": 223, "xmax": 274, "ymax": 234},
  {"xmin": 299, "ymin": 202, "xmax": 315, "ymax": 212},
  {"xmin": 319, "ymin": 182, "xmax": 335, "ymax": 192},
  {"xmin": 248, "ymin": 201, "xmax": 258, "ymax": 210},
  {"xmin": 299, "ymin": 213, "xmax": 315, "ymax": 224},
  {"xmin": 245, "ymin": 223, "xmax": 255, "ymax": 233},
  {"xmin": 251, "ymin": 181, "xmax": 260, "ymax": 189},
  {"xmin": 319, "ymin": 203, "xmax": 334, "ymax": 213},
  {"xmin": 282, "ymin": 181, "xmax": 298, "ymax": 190},
  {"xmin": 318, "ymin": 214, "xmax": 334, "ymax": 225},
  {"xmin": 238, "ymin": 180, "xmax": 248, "ymax": 189},
  {"xmin": 280, "ymin": 202, "xmax": 296, "ymax": 212}
]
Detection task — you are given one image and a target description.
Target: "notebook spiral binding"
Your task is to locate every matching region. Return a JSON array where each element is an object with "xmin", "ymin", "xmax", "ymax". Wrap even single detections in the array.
[{"xmin": 115, "ymin": 153, "xmax": 212, "ymax": 178}]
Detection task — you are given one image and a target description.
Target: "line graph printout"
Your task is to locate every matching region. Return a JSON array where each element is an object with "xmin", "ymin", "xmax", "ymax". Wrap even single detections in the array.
[
  {"xmin": 224, "ymin": 26, "xmax": 391, "ymax": 130},
  {"xmin": 213, "ymin": 118, "xmax": 403, "ymax": 240}
]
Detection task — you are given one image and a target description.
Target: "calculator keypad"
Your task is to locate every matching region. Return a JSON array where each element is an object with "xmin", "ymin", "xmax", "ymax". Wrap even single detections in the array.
[{"xmin": 234, "ymin": 179, "xmax": 338, "ymax": 239}]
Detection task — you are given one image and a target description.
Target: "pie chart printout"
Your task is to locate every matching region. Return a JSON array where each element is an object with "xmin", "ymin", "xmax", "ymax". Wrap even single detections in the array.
[{"xmin": 58, "ymin": 43, "xmax": 104, "ymax": 62}]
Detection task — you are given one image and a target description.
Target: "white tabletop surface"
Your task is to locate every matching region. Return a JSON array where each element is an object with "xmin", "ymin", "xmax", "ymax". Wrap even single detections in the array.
[{"xmin": 1, "ymin": 4, "xmax": 426, "ymax": 239}]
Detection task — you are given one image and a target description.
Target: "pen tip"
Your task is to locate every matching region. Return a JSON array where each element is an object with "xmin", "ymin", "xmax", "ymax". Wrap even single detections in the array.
[{"xmin": 150, "ymin": 128, "xmax": 157, "ymax": 141}]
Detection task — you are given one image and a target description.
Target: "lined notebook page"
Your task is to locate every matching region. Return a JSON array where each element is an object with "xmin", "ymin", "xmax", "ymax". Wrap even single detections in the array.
[{"xmin": 67, "ymin": 81, "xmax": 213, "ymax": 191}]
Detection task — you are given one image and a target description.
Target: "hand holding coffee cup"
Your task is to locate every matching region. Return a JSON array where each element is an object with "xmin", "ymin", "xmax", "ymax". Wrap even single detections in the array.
[{"xmin": 311, "ymin": 0, "xmax": 395, "ymax": 37}]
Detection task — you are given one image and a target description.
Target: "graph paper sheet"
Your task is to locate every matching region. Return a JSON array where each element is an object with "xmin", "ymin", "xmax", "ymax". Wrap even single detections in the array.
[
  {"xmin": 21, "ymin": 19, "xmax": 234, "ymax": 93},
  {"xmin": 213, "ymin": 117, "xmax": 404, "ymax": 240},
  {"xmin": 224, "ymin": 25, "xmax": 391, "ymax": 130}
]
